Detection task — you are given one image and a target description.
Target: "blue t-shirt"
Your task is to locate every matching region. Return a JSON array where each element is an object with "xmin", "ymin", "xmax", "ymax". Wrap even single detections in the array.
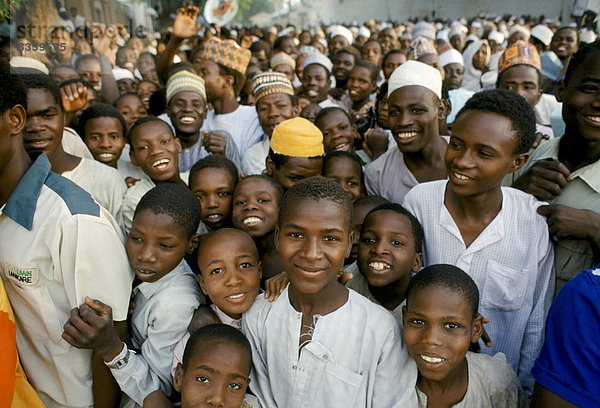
[{"xmin": 531, "ymin": 265, "xmax": 600, "ymax": 408}]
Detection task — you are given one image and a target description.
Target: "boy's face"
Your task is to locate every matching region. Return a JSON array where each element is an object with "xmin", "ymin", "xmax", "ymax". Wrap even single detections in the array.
[
  {"xmin": 137, "ymin": 81, "xmax": 158, "ymax": 109},
  {"xmin": 167, "ymin": 91, "xmax": 207, "ymax": 136},
  {"xmin": 130, "ymin": 121, "xmax": 182, "ymax": 183},
  {"xmin": 347, "ymin": 66, "xmax": 376, "ymax": 103},
  {"xmin": 388, "ymin": 86, "xmax": 442, "ymax": 154},
  {"xmin": 358, "ymin": 210, "xmax": 421, "ymax": 287},
  {"xmin": 190, "ymin": 168, "xmax": 235, "ymax": 230},
  {"xmin": 274, "ymin": 64, "xmax": 296, "ymax": 85},
  {"xmin": 127, "ymin": 209, "xmax": 195, "ymax": 283},
  {"xmin": 301, "ymin": 64, "xmax": 331, "ymax": 103},
  {"xmin": 23, "ymin": 88, "xmax": 64, "ymax": 157},
  {"xmin": 77, "ymin": 59, "xmax": 102, "ymax": 92},
  {"xmin": 116, "ymin": 95, "xmax": 148, "ymax": 131},
  {"xmin": 83, "ymin": 116, "xmax": 126, "ymax": 168},
  {"xmin": 117, "ymin": 48, "xmax": 136, "ymax": 71},
  {"xmin": 383, "ymin": 53, "xmax": 406, "ymax": 80},
  {"xmin": 550, "ymin": 29, "xmax": 578, "ymax": 59},
  {"xmin": 403, "ymin": 285, "xmax": 482, "ymax": 382},
  {"xmin": 361, "ymin": 42, "xmax": 382, "ymax": 66},
  {"xmin": 198, "ymin": 230, "xmax": 261, "ymax": 319},
  {"xmin": 232, "ymin": 178, "xmax": 280, "ymax": 238},
  {"xmin": 276, "ymin": 198, "xmax": 352, "ymax": 296},
  {"xmin": 196, "ymin": 59, "xmax": 229, "ymax": 103},
  {"xmin": 329, "ymin": 36, "xmax": 349, "ymax": 57},
  {"xmin": 333, "ymin": 52, "xmax": 355, "ymax": 82},
  {"xmin": 317, "ymin": 110, "xmax": 355, "ymax": 153},
  {"xmin": 266, "ymin": 156, "xmax": 323, "ymax": 190},
  {"xmin": 557, "ymin": 53, "xmax": 600, "ymax": 142},
  {"xmin": 498, "ymin": 65, "xmax": 542, "ymax": 107},
  {"xmin": 117, "ymin": 78, "xmax": 137, "ymax": 96},
  {"xmin": 51, "ymin": 66, "xmax": 79, "ymax": 83},
  {"xmin": 445, "ymin": 110, "xmax": 527, "ymax": 198},
  {"xmin": 174, "ymin": 340, "xmax": 250, "ymax": 408},
  {"xmin": 256, "ymin": 93, "xmax": 297, "ymax": 138},
  {"xmin": 323, "ymin": 157, "xmax": 362, "ymax": 203},
  {"xmin": 443, "ymin": 63, "xmax": 464, "ymax": 90}
]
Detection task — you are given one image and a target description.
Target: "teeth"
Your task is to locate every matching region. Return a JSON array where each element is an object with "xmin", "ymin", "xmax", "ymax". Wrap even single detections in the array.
[
  {"xmin": 454, "ymin": 172, "xmax": 471, "ymax": 180},
  {"xmin": 243, "ymin": 216, "xmax": 262, "ymax": 225},
  {"xmin": 334, "ymin": 143, "xmax": 349, "ymax": 151},
  {"xmin": 420, "ymin": 355, "xmax": 445, "ymax": 363},
  {"xmin": 369, "ymin": 262, "xmax": 391, "ymax": 271},
  {"xmin": 207, "ymin": 214, "xmax": 220, "ymax": 220},
  {"xmin": 307, "ymin": 90, "xmax": 318, "ymax": 97},
  {"xmin": 180, "ymin": 116, "xmax": 195, "ymax": 124},
  {"xmin": 152, "ymin": 159, "xmax": 169, "ymax": 168},
  {"xmin": 397, "ymin": 132, "xmax": 418, "ymax": 139},
  {"xmin": 98, "ymin": 153, "xmax": 114, "ymax": 158},
  {"xmin": 585, "ymin": 115, "xmax": 600, "ymax": 123},
  {"xmin": 227, "ymin": 293, "xmax": 245, "ymax": 299}
]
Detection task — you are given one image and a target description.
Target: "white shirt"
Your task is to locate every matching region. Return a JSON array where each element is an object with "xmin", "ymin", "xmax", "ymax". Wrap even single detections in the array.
[
  {"xmin": 242, "ymin": 286, "xmax": 418, "ymax": 408},
  {"xmin": 178, "ymin": 131, "xmax": 242, "ymax": 172},
  {"xmin": 203, "ymin": 105, "xmax": 263, "ymax": 154},
  {"xmin": 111, "ymin": 262, "xmax": 203, "ymax": 406},
  {"xmin": 62, "ymin": 157, "xmax": 127, "ymax": 222},
  {"xmin": 403, "ymin": 181, "xmax": 555, "ymax": 393},
  {"xmin": 119, "ymin": 176, "xmax": 156, "ymax": 234},
  {"xmin": 116, "ymin": 160, "xmax": 147, "ymax": 182},
  {"xmin": 534, "ymin": 93, "xmax": 562, "ymax": 127},
  {"xmin": 364, "ymin": 147, "xmax": 419, "ymax": 204},
  {"xmin": 241, "ymin": 135, "xmax": 269, "ymax": 175},
  {"xmin": 62, "ymin": 127, "xmax": 93, "ymax": 159},
  {"xmin": 0, "ymin": 153, "xmax": 132, "ymax": 408}
]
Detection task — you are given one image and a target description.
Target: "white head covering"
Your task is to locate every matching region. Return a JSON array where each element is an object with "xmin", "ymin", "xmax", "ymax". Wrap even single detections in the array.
[
  {"xmin": 302, "ymin": 53, "xmax": 333, "ymax": 73},
  {"xmin": 461, "ymin": 40, "xmax": 490, "ymax": 92},
  {"xmin": 412, "ymin": 22, "xmax": 436, "ymax": 41},
  {"xmin": 531, "ymin": 25, "xmax": 553, "ymax": 47},
  {"xmin": 509, "ymin": 24, "xmax": 531, "ymax": 40},
  {"xmin": 329, "ymin": 25, "xmax": 353, "ymax": 45},
  {"xmin": 358, "ymin": 26, "xmax": 371, "ymax": 38},
  {"xmin": 388, "ymin": 60, "xmax": 442, "ymax": 99},
  {"xmin": 9, "ymin": 56, "xmax": 49, "ymax": 75},
  {"xmin": 113, "ymin": 67, "xmax": 134, "ymax": 81},
  {"xmin": 488, "ymin": 31, "xmax": 505, "ymax": 44},
  {"xmin": 579, "ymin": 29, "xmax": 597, "ymax": 44},
  {"xmin": 436, "ymin": 29, "xmax": 450, "ymax": 43},
  {"xmin": 439, "ymin": 49, "xmax": 464, "ymax": 67}
]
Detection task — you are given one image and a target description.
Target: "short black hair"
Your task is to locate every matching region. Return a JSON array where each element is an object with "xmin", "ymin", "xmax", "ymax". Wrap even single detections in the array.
[
  {"xmin": 268, "ymin": 147, "xmax": 322, "ymax": 169},
  {"xmin": 406, "ymin": 264, "xmax": 480, "ymax": 318},
  {"xmin": 382, "ymin": 49, "xmax": 405, "ymax": 67},
  {"xmin": 148, "ymin": 87, "xmax": 167, "ymax": 116},
  {"xmin": 273, "ymin": 35, "xmax": 293, "ymax": 53},
  {"xmin": 280, "ymin": 176, "xmax": 353, "ymax": 229},
  {"xmin": 314, "ymin": 106, "xmax": 354, "ymax": 130},
  {"xmin": 323, "ymin": 151, "xmax": 364, "ymax": 186},
  {"xmin": 335, "ymin": 46, "xmax": 360, "ymax": 61},
  {"xmin": 78, "ymin": 103, "xmax": 127, "ymax": 138},
  {"xmin": 75, "ymin": 54, "xmax": 100, "ymax": 71},
  {"xmin": 365, "ymin": 203, "xmax": 424, "ymax": 253},
  {"xmin": 354, "ymin": 195, "xmax": 389, "ymax": 210},
  {"xmin": 189, "ymin": 155, "xmax": 240, "ymax": 187},
  {"xmin": 552, "ymin": 26, "xmax": 580, "ymax": 48},
  {"xmin": 496, "ymin": 64, "xmax": 541, "ymax": 89},
  {"xmin": 116, "ymin": 45, "xmax": 134, "ymax": 58},
  {"xmin": 353, "ymin": 60, "xmax": 380, "ymax": 82},
  {"xmin": 129, "ymin": 116, "xmax": 174, "ymax": 145},
  {"xmin": 455, "ymin": 89, "xmax": 536, "ymax": 154},
  {"xmin": 21, "ymin": 73, "xmax": 63, "ymax": 110},
  {"xmin": 236, "ymin": 174, "xmax": 284, "ymax": 200},
  {"xmin": 564, "ymin": 40, "xmax": 600, "ymax": 85},
  {"xmin": 134, "ymin": 183, "xmax": 201, "ymax": 238},
  {"xmin": 182, "ymin": 324, "xmax": 252, "ymax": 371},
  {"xmin": 0, "ymin": 61, "xmax": 27, "ymax": 114},
  {"xmin": 114, "ymin": 92, "xmax": 145, "ymax": 109},
  {"xmin": 60, "ymin": 77, "xmax": 95, "ymax": 91},
  {"xmin": 250, "ymin": 40, "xmax": 272, "ymax": 57}
]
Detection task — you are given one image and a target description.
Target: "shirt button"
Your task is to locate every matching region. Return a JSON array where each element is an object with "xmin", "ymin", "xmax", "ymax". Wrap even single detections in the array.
[{"xmin": 322, "ymin": 355, "xmax": 329, "ymax": 361}]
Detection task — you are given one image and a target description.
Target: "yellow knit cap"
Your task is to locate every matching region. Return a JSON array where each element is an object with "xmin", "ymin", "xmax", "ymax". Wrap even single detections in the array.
[
  {"xmin": 271, "ymin": 117, "xmax": 324, "ymax": 157},
  {"xmin": 166, "ymin": 70, "xmax": 206, "ymax": 102}
]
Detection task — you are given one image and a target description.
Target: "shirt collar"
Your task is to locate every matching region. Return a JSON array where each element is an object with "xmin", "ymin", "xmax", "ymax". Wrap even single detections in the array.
[
  {"xmin": 210, "ymin": 304, "xmax": 242, "ymax": 330},
  {"xmin": 3, "ymin": 152, "xmax": 50, "ymax": 231},
  {"xmin": 136, "ymin": 262, "xmax": 189, "ymax": 298}
]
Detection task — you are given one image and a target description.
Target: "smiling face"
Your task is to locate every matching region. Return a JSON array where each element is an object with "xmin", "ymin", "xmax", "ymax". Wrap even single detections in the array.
[
  {"xmin": 403, "ymin": 284, "xmax": 482, "ymax": 383},
  {"xmin": 301, "ymin": 64, "xmax": 331, "ymax": 103},
  {"xmin": 276, "ymin": 198, "xmax": 352, "ymax": 296},
  {"xmin": 317, "ymin": 110, "xmax": 356, "ymax": 153},
  {"xmin": 137, "ymin": 81, "xmax": 158, "ymax": 109},
  {"xmin": 256, "ymin": 93, "xmax": 297, "ymax": 138},
  {"xmin": 445, "ymin": 110, "xmax": 527, "ymax": 198},
  {"xmin": 232, "ymin": 178, "xmax": 281, "ymax": 238},
  {"xmin": 550, "ymin": 28, "xmax": 578, "ymax": 60},
  {"xmin": 129, "ymin": 120, "xmax": 182, "ymax": 183},
  {"xmin": 347, "ymin": 66, "xmax": 376, "ymax": 103},
  {"xmin": 83, "ymin": 116, "xmax": 126, "ymax": 168},
  {"xmin": 117, "ymin": 47, "xmax": 136, "ymax": 71},
  {"xmin": 116, "ymin": 94, "xmax": 148, "ymax": 131},
  {"xmin": 174, "ymin": 340, "xmax": 250, "ymax": 408},
  {"xmin": 358, "ymin": 210, "xmax": 421, "ymax": 288},
  {"xmin": 387, "ymin": 85, "xmax": 442, "ymax": 153},
  {"xmin": 323, "ymin": 156, "xmax": 362, "ymax": 202},
  {"xmin": 117, "ymin": 78, "xmax": 137, "ymax": 95},
  {"xmin": 167, "ymin": 91, "xmax": 207, "ymax": 137},
  {"xmin": 77, "ymin": 58, "xmax": 101, "ymax": 92},
  {"xmin": 23, "ymin": 88, "xmax": 64, "ymax": 156},
  {"xmin": 127, "ymin": 209, "xmax": 193, "ymax": 283},
  {"xmin": 190, "ymin": 167, "xmax": 235, "ymax": 230},
  {"xmin": 498, "ymin": 64, "xmax": 542, "ymax": 107},
  {"xmin": 198, "ymin": 230, "xmax": 261, "ymax": 319},
  {"xmin": 557, "ymin": 51, "xmax": 600, "ymax": 142},
  {"xmin": 333, "ymin": 52, "xmax": 355, "ymax": 82}
]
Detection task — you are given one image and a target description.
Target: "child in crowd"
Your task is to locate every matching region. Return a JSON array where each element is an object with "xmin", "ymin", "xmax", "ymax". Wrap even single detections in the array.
[
  {"xmin": 347, "ymin": 203, "xmax": 423, "ymax": 321},
  {"xmin": 347, "ymin": 60, "xmax": 379, "ymax": 120},
  {"xmin": 115, "ymin": 93, "xmax": 148, "ymax": 132},
  {"xmin": 120, "ymin": 116, "xmax": 185, "ymax": 233},
  {"xmin": 173, "ymin": 324, "xmax": 260, "ymax": 408},
  {"xmin": 78, "ymin": 103, "xmax": 146, "ymax": 182},
  {"xmin": 243, "ymin": 176, "xmax": 417, "ymax": 407},
  {"xmin": 232, "ymin": 175, "xmax": 284, "ymax": 282},
  {"xmin": 137, "ymin": 80, "xmax": 159, "ymax": 110},
  {"xmin": 63, "ymin": 184, "xmax": 204, "ymax": 407},
  {"xmin": 265, "ymin": 117, "xmax": 324, "ymax": 190},
  {"xmin": 347, "ymin": 195, "xmax": 389, "ymax": 265},
  {"xmin": 323, "ymin": 151, "xmax": 364, "ymax": 203},
  {"xmin": 403, "ymin": 89, "xmax": 555, "ymax": 393},
  {"xmin": 403, "ymin": 264, "xmax": 527, "ymax": 407},
  {"xmin": 189, "ymin": 155, "xmax": 239, "ymax": 231},
  {"xmin": 299, "ymin": 103, "xmax": 322, "ymax": 122}
]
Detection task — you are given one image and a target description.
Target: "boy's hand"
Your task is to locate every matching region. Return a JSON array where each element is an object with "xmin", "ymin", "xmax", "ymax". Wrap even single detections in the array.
[
  {"xmin": 470, "ymin": 316, "xmax": 493, "ymax": 352},
  {"xmin": 264, "ymin": 272, "xmax": 289, "ymax": 302},
  {"xmin": 202, "ymin": 131, "xmax": 227, "ymax": 156},
  {"xmin": 512, "ymin": 159, "xmax": 571, "ymax": 201},
  {"xmin": 125, "ymin": 177, "xmax": 140, "ymax": 188},
  {"xmin": 363, "ymin": 127, "xmax": 389, "ymax": 160},
  {"xmin": 62, "ymin": 297, "xmax": 123, "ymax": 362},
  {"xmin": 537, "ymin": 205, "xmax": 599, "ymax": 241},
  {"xmin": 532, "ymin": 131, "xmax": 551, "ymax": 149},
  {"xmin": 173, "ymin": 6, "xmax": 201, "ymax": 40},
  {"xmin": 142, "ymin": 390, "xmax": 173, "ymax": 408},
  {"xmin": 61, "ymin": 83, "xmax": 88, "ymax": 113}
]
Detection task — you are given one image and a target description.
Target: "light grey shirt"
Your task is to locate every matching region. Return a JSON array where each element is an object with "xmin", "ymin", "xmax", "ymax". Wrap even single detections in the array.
[{"xmin": 364, "ymin": 147, "xmax": 419, "ymax": 204}]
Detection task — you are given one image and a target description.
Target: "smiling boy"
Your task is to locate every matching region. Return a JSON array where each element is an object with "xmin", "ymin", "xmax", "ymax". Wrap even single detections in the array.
[{"xmin": 243, "ymin": 176, "xmax": 417, "ymax": 407}]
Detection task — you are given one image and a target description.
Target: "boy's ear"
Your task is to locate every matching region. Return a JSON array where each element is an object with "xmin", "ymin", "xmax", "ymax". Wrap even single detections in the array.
[
  {"xmin": 436, "ymin": 98, "xmax": 446, "ymax": 120},
  {"xmin": 292, "ymin": 103, "xmax": 301, "ymax": 117},
  {"xmin": 273, "ymin": 226, "xmax": 280, "ymax": 251},
  {"xmin": 129, "ymin": 147, "xmax": 138, "ymax": 166},
  {"xmin": 470, "ymin": 313, "xmax": 484, "ymax": 343},
  {"xmin": 197, "ymin": 274, "xmax": 209, "ymax": 296},
  {"xmin": 265, "ymin": 156, "xmax": 274, "ymax": 176},
  {"xmin": 174, "ymin": 136, "xmax": 182, "ymax": 153},
  {"xmin": 412, "ymin": 253, "xmax": 423, "ymax": 273},
  {"xmin": 401, "ymin": 305, "xmax": 408, "ymax": 325},
  {"xmin": 508, "ymin": 152, "xmax": 529, "ymax": 173},
  {"xmin": 345, "ymin": 230, "xmax": 354, "ymax": 258},
  {"xmin": 223, "ymin": 74, "xmax": 235, "ymax": 90},
  {"xmin": 257, "ymin": 261, "xmax": 263, "ymax": 280},
  {"xmin": 173, "ymin": 363, "xmax": 184, "ymax": 393},
  {"xmin": 187, "ymin": 233, "xmax": 200, "ymax": 254},
  {"xmin": 8, "ymin": 105, "xmax": 26, "ymax": 135}
]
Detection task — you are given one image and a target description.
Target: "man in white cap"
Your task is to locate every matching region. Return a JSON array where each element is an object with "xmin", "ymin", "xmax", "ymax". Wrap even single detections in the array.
[
  {"xmin": 439, "ymin": 48, "xmax": 473, "ymax": 125},
  {"xmin": 356, "ymin": 26, "xmax": 371, "ymax": 46},
  {"xmin": 364, "ymin": 61, "xmax": 448, "ymax": 203},
  {"xmin": 300, "ymin": 53, "xmax": 343, "ymax": 108},
  {"xmin": 530, "ymin": 25, "xmax": 554, "ymax": 54},
  {"xmin": 328, "ymin": 25, "xmax": 354, "ymax": 59}
]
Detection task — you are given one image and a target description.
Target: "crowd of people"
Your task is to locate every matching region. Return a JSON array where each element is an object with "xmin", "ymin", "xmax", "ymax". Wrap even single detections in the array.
[{"xmin": 1, "ymin": 5, "xmax": 599, "ymax": 408}]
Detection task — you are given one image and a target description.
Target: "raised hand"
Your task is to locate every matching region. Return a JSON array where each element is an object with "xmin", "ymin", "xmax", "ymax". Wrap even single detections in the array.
[{"xmin": 172, "ymin": 6, "xmax": 201, "ymax": 40}]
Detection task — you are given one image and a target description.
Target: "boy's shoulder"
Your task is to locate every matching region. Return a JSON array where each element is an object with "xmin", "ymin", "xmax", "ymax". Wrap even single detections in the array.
[
  {"xmin": 346, "ymin": 288, "xmax": 399, "ymax": 330},
  {"xmin": 403, "ymin": 180, "xmax": 446, "ymax": 206},
  {"xmin": 500, "ymin": 186, "xmax": 548, "ymax": 223},
  {"xmin": 466, "ymin": 351, "xmax": 522, "ymax": 396}
]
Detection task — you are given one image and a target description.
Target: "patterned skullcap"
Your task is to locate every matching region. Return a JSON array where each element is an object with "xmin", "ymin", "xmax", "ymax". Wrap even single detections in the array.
[
  {"xmin": 498, "ymin": 40, "xmax": 541, "ymax": 74},
  {"xmin": 166, "ymin": 70, "xmax": 206, "ymax": 102},
  {"xmin": 409, "ymin": 37, "xmax": 437, "ymax": 60},
  {"xmin": 270, "ymin": 52, "xmax": 296, "ymax": 70},
  {"xmin": 271, "ymin": 117, "xmax": 324, "ymax": 157},
  {"xmin": 252, "ymin": 72, "xmax": 294, "ymax": 101},
  {"xmin": 198, "ymin": 37, "xmax": 251, "ymax": 75}
]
